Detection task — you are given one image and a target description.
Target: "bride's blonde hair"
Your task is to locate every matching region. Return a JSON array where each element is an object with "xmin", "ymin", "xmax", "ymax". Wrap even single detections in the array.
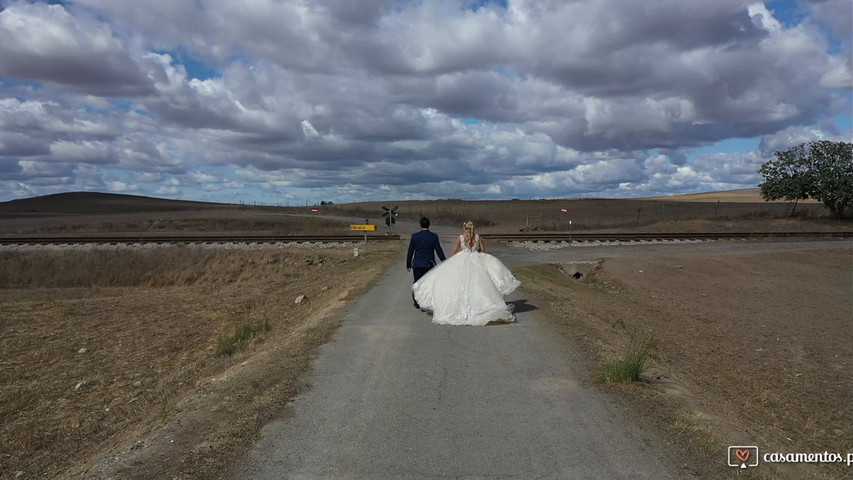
[{"xmin": 462, "ymin": 220, "xmax": 475, "ymax": 249}]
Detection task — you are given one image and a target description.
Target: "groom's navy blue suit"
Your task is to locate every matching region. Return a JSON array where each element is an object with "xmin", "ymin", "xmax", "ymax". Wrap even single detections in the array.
[{"xmin": 407, "ymin": 227, "xmax": 446, "ymax": 309}]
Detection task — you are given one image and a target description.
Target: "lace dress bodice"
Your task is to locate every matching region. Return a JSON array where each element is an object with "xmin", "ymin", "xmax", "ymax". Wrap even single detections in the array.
[{"xmin": 460, "ymin": 234, "xmax": 480, "ymax": 252}]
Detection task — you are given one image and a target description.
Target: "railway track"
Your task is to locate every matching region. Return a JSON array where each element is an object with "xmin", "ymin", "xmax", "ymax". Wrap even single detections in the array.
[
  {"xmin": 482, "ymin": 231, "xmax": 853, "ymax": 242},
  {"xmin": 0, "ymin": 231, "xmax": 849, "ymax": 247},
  {"xmin": 0, "ymin": 234, "xmax": 402, "ymax": 246}
]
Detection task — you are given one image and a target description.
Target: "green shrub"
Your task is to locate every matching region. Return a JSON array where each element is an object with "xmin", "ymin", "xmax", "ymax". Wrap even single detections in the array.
[{"xmin": 599, "ymin": 332, "xmax": 657, "ymax": 384}]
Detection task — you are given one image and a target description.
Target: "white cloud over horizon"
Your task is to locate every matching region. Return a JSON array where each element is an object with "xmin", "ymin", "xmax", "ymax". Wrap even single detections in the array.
[{"xmin": 0, "ymin": 0, "xmax": 850, "ymax": 205}]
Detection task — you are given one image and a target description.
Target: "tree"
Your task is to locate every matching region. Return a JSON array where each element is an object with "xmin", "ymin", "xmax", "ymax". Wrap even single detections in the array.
[{"xmin": 758, "ymin": 140, "xmax": 853, "ymax": 218}]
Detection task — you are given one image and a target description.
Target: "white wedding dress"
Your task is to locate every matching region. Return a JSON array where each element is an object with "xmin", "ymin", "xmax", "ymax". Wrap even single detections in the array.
[{"xmin": 413, "ymin": 234, "xmax": 520, "ymax": 326}]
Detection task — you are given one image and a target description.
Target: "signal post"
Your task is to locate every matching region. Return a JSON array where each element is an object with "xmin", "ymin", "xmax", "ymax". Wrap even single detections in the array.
[{"xmin": 350, "ymin": 223, "xmax": 376, "ymax": 251}]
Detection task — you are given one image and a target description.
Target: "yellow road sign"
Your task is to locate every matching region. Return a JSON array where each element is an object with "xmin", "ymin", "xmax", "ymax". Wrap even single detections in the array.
[{"xmin": 350, "ymin": 224, "xmax": 376, "ymax": 231}]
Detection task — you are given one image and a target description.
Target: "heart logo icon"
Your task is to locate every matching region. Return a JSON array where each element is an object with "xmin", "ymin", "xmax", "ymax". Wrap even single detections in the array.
[{"xmin": 736, "ymin": 449, "xmax": 750, "ymax": 462}]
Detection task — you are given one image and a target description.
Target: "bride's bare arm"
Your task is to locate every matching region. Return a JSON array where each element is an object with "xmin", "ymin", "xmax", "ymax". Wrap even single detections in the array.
[
  {"xmin": 450, "ymin": 237, "xmax": 461, "ymax": 256},
  {"xmin": 478, "ymin": 236, "xmax": 486, "ymax": 253}
]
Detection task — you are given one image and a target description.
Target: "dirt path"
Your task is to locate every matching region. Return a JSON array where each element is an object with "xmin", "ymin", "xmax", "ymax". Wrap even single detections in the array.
[{"xmin": 228, "ymin": 246, "xmax": 693, "ymax": 479}]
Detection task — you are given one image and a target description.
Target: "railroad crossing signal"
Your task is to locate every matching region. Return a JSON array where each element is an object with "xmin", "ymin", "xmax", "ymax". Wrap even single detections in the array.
[{"xmin": 382, "ymin": 205, "xmax": 398, "ymax": 227}]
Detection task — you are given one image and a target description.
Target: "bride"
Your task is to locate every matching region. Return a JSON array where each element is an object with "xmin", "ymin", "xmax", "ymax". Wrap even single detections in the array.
[{"xmin": 412, "ymin": 220, "xmax": 520, "ymax": 326}]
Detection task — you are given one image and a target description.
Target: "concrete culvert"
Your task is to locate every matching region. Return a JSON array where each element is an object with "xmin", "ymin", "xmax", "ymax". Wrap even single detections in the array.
[{"xmin": 559, "ymin": 261, "xmax": 601, "ymax": 280}]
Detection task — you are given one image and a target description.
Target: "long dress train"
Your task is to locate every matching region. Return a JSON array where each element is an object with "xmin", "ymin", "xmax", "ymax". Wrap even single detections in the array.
[{"xmin": 412, "ymin": 235, "xmax": 520, "ymax": 326}]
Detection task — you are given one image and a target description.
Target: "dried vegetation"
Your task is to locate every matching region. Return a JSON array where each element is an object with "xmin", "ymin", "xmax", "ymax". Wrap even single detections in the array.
[{"xmin": 0, "ymin": 244, "xmax": 399, "ymax": 479}]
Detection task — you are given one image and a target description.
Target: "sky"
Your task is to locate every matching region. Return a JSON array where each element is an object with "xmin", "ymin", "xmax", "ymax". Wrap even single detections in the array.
[{"xmin": 0, "ymin": 0, "xmax": 851, "ymax": 205}]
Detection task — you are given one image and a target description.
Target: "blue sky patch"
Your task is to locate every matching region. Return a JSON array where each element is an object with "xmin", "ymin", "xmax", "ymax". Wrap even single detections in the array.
[
  {"xmin": 465, "ymin": 0, "xmax": 509, "ymax": 12},
  {"xmin": 163, "ymin": 49, "xmax": 220, "ymax": 81},
  {"xmin": 686, "ymin": 137, "xmax": 761, "ymax": 163}
]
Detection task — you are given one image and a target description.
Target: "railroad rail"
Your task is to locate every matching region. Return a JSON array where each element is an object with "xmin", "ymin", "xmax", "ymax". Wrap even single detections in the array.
[
  {"xmin": 1, "ymin": 231, "xmax": 850, "ymax": 247},
  {"xmin": 0, "ymin": 234, "xmax": 402, "ymax": 245},
  {"xmin": 481, "ymin": 231, "xmax": 853, "ymax": 242}
]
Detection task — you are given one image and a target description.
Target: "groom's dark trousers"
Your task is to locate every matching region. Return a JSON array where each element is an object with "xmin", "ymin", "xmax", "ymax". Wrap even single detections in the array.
[
  {"xmin": 411, "ymin": 266, "xmax": 431, "ymax": 290},
  {"xmin": 406, "ymin": 228, "xmax": 446, "ymax": 308}
]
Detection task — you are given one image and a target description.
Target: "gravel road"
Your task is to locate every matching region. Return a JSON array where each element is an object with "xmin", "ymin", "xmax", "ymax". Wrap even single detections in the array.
[{"xmin": 230, "ymin": 220, "xmax": 697, "ymax": 479}]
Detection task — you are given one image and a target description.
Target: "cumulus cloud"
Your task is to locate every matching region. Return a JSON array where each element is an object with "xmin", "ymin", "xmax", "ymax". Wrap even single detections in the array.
[
  {"xmin": 758, "ymin": 124, "xmax": 844, "ymax": 156},
  {"xmin": 0, "ymin": 2, "xmax": 154, "ymax": 96},
  {"xmin": 0, "ymin": 0, "xmax": 850, "ymax": 203},
  {"xmin": 807, "ymin": 0, "xmax": 853, "ymax": 44}
]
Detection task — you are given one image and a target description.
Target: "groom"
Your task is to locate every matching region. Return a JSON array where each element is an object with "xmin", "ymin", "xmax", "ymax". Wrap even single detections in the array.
[{"xmin": 406, "ymin": 217, "xmax": 446, "ymax": 310}]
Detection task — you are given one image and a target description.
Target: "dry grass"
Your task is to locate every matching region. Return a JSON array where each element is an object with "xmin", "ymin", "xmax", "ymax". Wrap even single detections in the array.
[
  {"xmin": 515, "ymin": 249, "xmax": 853, "ymax": 479},
  {"xmin": 313, "ymin": 197, "xmax": 845, "ymax": 233},
  {"xmin": 0, "ymin": 243, "xmax": 400, "ymax": 479},
  {"xmin": 0, "ymin": 210, "xmax": 350, "ymax": 237},
  {"xmin": 1, "ymin": 248, "xmax": 269, "ymax": 288},
  {"xmin": 641, "ymin": 188, "xmax": 823, "ymax": 203},
  {"xmin": 598, "ymin": 331, "xmax": 658, "ymax": 384}
]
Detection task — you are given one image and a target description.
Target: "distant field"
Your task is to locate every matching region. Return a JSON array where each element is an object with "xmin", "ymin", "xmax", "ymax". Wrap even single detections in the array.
[
  {"xmin": 641, "ymin": 188, "xmax": 820, "ymax": 203},
  {"xmin": 0, "ymin": 209, "xmax": 351, "ymax": 237},
  {"xmin": 0, "ymin": 192, "xmax": 352, "ymax": 237},
  {"xmin": 314, "ymin": 196, "xmax": 839, "ymax": 233},
  {"xmin": 0, "ymin": 190, "xmax": 848, "ymax": 236}
]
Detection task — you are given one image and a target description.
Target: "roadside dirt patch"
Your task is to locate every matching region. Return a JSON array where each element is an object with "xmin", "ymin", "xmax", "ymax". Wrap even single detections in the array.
[
  {"xmin": 0, "ymin": 243, "xmax": 399, "ymax": 479},
  {"xmin": 516, "ymin": 248, "xmax": 852, "ymax": 479}
]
